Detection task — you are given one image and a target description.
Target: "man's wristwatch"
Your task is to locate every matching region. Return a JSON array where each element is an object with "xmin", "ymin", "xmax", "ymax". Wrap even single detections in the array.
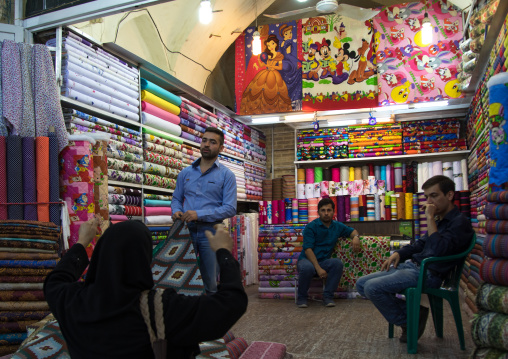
[{"xmin": 353, "ymin": 234, "xmax": 360, "ymax": 240}]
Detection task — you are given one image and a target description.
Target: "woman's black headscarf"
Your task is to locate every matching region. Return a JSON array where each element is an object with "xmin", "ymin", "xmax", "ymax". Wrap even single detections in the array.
[{"xmin": 48, "ymin": 221, "xmax": 156, "ymax": 358}]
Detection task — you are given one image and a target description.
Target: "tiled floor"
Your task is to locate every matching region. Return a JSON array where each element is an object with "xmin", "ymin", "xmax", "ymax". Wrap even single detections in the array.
[{"xmin": 231, "ymin": 285, "xmax": 474, "ymax": 359}]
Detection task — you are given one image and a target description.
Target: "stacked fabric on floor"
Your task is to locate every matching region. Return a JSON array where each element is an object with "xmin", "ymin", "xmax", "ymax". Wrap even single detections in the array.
[
  {"xmin": 244, "ymin": 163, "xmax": 264, "ymax": 201},
  {"xmin": 63, "ymin": 109, "xmax": 144, "ymax": 186},
  {"xmin": 107, "ymin": 185, "xmax": 142, "ymax": 224},
  {"xmin": 140, "ymin": 78, "xmax": 181, "ymax": 138},
  {"xmin": 218, "ymin": 155, "xmax": 246, "ymax": 200},
  {"xmin": 49, "ymin": 32, "xmax": 139, "ymax": 122},
  {"xmin": 142, "ymin": 129, "xmax": 182, "ymax": 190},
  {"xmin": 243, "ymin": 125, "xmax": 267, "ymax": 166},
  {"xmin": 348, "ymin": 123, "xmax": 402, "ymax": 158},
  {"xmin": 180, "ymin": 143, "xmax": 200, "ymax": 167},
  {"xmin": 402, "ymin": 118, "xmax": 467, "ymax": 154},
  {"xmin": 262, "ymin": 180, "xmax": 272, "ymax": 201},
  {"xmin": 0, "ymin": 220, "xmax": 59, "ymax": 356},
  {"xmin": 144, "ymin": 192, "xmax": 173, "ymax": 227},
  {"xmin": 216, "ymin": 113, "xmax": 245, "ymax": 159},
  {"xmin": 179, "ymin": 97, "xmax": 218, "ymax": 143},
  {"xmin": 297, "ymin": 127, "xmax": 348, "ymax": 160},
  {"xmin": 461, "ymin": 234, "xmax": 484, "ymax": 316},
  {"xmin": 471, "ymin": 191, "xmax": 508, "ymax": 356},
  {"xmin": 282, "ymin": 175, "xmax": 296, "ymax": 199},
  {"xmin": 272, "ymin": 178, "xmax": 283, "ymax": 201}
]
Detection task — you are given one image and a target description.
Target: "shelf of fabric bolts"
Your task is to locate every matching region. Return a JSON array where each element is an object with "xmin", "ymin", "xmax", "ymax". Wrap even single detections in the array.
[
  {"xmin": 107, "ymin": 180, "xmax": 143, "ymax": 189},
  {"xmin": 294, "ymin": 150, "xmax": 471, "ymax": 166}
]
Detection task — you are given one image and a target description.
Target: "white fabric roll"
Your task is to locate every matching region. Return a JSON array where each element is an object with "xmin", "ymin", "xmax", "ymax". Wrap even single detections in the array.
[
  {"xmin": 313, "ymin": 182, "xmax": 321, "ymax": 198},
  {"xmin": 329, "ymin": 181, "xmax": 336, "ymax": 196},
  {"xmin": 452, "ymin": 161, "xmax": 463, "ymax": 191},
  {"xmin": 305, "ymin": 184, "xmax": 314, "ymax": 199},
  {"xmin": 417, "ymin": 162, "xmax": 424, "ymax": 193},
  {"xmin": 432, "ymin": 161, "xmax": 443, "ymax": 176},
  {"xmin": 144, "ymin": 215, "xmax": 174, "ymax": 225},
  {"xmin": 461, "ymin": 159, "xmax": 468, "ymax": 190},
  {"xmin": 297, "ymin": 183, "xmax": 306, "ymax": 199},
  {"xmin": 142, "ymin": 112, "xmax": 182, "ymax": 137},
  {"xmin": 442, "ymin": 162, "xmax": 453, "ymax": 181},
  {"xmin": 340, "ymin": 166, "xmax": 349, "ymax": 182},
  {"xmin": 427, "ymin": 161, "xmax": 434, "ymax": 179}
]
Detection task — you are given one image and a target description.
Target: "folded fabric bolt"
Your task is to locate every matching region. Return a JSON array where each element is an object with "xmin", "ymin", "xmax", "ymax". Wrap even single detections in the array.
[
  {"xmin": 144, "ymin": 215, "xmax": 174, "ymax": 225},
  {"xmin": 144, "ymin": 207, "xmax": 172, "ymax": 216},
  {"xmin": 144, "ymin": 199, "xmax": 172, "ymax": 207}
]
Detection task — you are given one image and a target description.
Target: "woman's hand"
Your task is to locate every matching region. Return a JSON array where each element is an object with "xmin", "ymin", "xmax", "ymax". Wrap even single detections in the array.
[{"xmin": 77, "ymin": 216, "xmax": 100, "ymax": 248}]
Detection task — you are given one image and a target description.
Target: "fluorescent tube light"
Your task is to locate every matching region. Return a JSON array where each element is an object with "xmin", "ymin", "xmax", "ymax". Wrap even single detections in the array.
[
  {"xmin": 376, "ymin": 104, "xmax": 409, "ymax": 111},
  {"xmin": 199, "ymin": 0, "xmax": 213, "ymax": 24},
  {"xmin": 251, "ymin": 116, "xmax": 280, "ymax": 124},
  {"xmin": 284, "ymin": 113, "xmax": 315, "ymax": 122},
  {"xmin": 327, "ymin": 119, "xmax": 358, "ymax": 126},
  {"xmin": 412, "ymin": 100, "xmax": 449, "ymax": 109}
]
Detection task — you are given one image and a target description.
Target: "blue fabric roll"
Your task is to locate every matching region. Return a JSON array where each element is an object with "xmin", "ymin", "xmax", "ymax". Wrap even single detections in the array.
[
  {"xmin": 380, "ymin": 165, "xmax": 386, "ymax": 182},
  {"xmin": 144, "ymin": 199, "xmax": 172, "ymax": 207},
  {"xmin": 140, "ymin": 78, "xmax": 182, "ymax": 107}
]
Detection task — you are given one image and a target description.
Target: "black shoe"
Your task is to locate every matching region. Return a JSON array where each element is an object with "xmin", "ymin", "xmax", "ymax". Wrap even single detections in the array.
[{"xmin": 399, "ymin": 306, "xmax": 429, "ymax": 343}]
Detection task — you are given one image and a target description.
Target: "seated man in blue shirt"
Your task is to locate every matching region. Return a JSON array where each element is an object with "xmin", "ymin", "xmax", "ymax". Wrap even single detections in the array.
[
  {"xmin": 297, "ymin": 198, "xmax": 361, "ymax": 308},
  {"xmin": 356, "ymin": 175, "xmax": 474, "ymax": 343},
  {"xmin": 172, "ymin": 127, "xmax": 237, "ymax": 294}
]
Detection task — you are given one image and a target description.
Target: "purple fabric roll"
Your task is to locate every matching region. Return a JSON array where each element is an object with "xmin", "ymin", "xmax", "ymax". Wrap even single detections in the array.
[
  {"xmin": 344, "ymin": 195, "xmax": 351, "ymax": 222},
  {"xmin": 22, "ymin": 137, "xmax": 37, "ymax": 220},
  {"xmin": 7, "ymin": 135, "xmax": 23, "ymax": 219},
  {"xmin": 180, "ymin": 131, "xmax": 201, "ymax": 143},
  {"xmin": 386, "ymin": 164, "xmax": 392, "ymax": 191},
  {"xmin": 48, "ymin": 132, "xmax": 60, "ymax": 226},
  {"xmin": 272, "ymin": 199, "xmax": 279, "ymax": 225},
  {"xmin": 337, "ymin": 195, "xmax": 346, "ymax": 222}
]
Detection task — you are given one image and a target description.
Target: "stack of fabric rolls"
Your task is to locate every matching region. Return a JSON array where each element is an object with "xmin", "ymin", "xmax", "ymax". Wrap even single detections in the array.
[
  {"xmin": 348, "ymin": 123, "xmax": 403, "ymax": 158},
  {"xmin": 244, "ymin": 163, "xmax": 264, "ymax": 201},
  {"xmin": 180, "ymin": 143, "xmax": 201, "ymax": 167},
  {"xmin": 282, "ymin": 175, "xmax": 296, "ymax": 199},
  {"xmin": 142, "ymin": 130, "xmax": 182, "ymax": 190},
  {"xmin": 460, "ymin": 233, "xmax": 484, "ymax": 316},
  {"xmin": 0, "ymin": 220, "xmax": 59, "ymax": 356},
  {"xmin": 179, "ymin": 97, "xmax": 218, "ymax": 143},
  {"xmin": 107, "ymin": 185, "xmax": 143, "ymax": 224},
  {"xmin": 143, "ymin": 193, "xmax": 173, "ymax": 227},
  {"xmin": 63, "ymin": 109, "xmax": 144, "ymax": 186},
  {"xmin": 218, "ymin": 155, "xmax": 246, "ymax": 200},
  {"xmin": 140, "ymin": 78, "xmax": 182, "ymax": 138},
  {"xmin": 402, "ymin": 118, "xmax": 467, "ymax": 154},
  {"xmin": 147, "ymin": 226, "xmax": 170, "ymax": 249},
  {"xmin": 272, "ymin": 178, "xmax": 283, "ymax": 201},
  {"xmin": 50, "ymin": 32, "xmax": 139, "ymax": 122},
  {"xmin": 297, "ymin": 127, "xmax": 348, "ymax": 160},
  {"xmin": 262, "ymin": 180, "xmax": 272, "ymax": 202},
  {"xmin": 243, "ymin": 125, "xmax": 267, "ymax": 166},
  {"xmin": 216, "ymin": 113, "xmax": 245, "ymax": 159},
  {"xmin": 471, "ymin": 191, "xmax": 508, "ymax": 357}
]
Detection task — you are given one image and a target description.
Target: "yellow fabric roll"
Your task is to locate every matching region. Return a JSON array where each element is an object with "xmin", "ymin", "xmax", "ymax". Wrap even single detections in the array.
[
  {"xmin": 354, "ymin": 167, "xmax": 362, "ymax": 180},
  {"xmin": 141, "ymin": 90, "xmax": 181, "ymax": 116},
  {"xmin": 396, "ymin": 195, "xmax": 405, "ymax": 220},
  {"xmin": 297, "ymin": 168, "xmax": 306, "ymax": 182},
  {"xmin": 405, "ymin": 193, "xmax": 413, "ymax": 219},
  {"xmin": 349, "ymin": 167, "xmax": 355, "ymax": 181}
]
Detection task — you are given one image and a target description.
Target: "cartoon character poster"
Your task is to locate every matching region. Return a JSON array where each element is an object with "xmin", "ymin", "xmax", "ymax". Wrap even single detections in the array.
[
  {"xmin": 301, "ymin": 15, "xmax": 378, "ymax": 111},
  {"xmin": 235, "ymin": 20, "xmax": 303, "ymax": 115},
  {"xmin": 373, "ymin": 0, "xmax": 464, "ymax": 106}
]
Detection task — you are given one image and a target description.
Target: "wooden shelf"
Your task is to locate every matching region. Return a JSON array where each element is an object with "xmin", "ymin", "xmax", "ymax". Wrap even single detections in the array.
[
  {"xmin": 108, "ymin": 180, "xmax": 143, "ymax": 188},
  {"xmin": 238, "ymin": 199, "xmax": 260, "ymax": 203},
  {"xmin": 464, "ymin": 0, "xmax": 508, "ymax": 94},
  {"xmin": 142, "ymin": 185, "xmax": 175, "ymax": 194},
  {"xmin": 295, "ymin": 150, "xmax": 471, "ymax": 166}
]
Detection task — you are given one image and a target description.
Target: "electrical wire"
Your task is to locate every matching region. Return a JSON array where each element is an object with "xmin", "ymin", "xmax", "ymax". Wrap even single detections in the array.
[{"xmin": 113, "ymin": 7, "xmax": 213, "ymax": 84}]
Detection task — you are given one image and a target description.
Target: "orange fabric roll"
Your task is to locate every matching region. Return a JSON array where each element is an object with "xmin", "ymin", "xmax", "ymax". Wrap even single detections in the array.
[{"xmin": 35, "ymin": 137, "xmax": 50, "ymax": 222}]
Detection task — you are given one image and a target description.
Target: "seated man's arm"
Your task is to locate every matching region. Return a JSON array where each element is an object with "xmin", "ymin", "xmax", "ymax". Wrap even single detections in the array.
[
  {"xmin": 302, "ymin": 225, "xmax": 327, "ymax": 279},
  {"xmin": 305, "ymin": 248, "xmax": 328, "ymax": 279}
]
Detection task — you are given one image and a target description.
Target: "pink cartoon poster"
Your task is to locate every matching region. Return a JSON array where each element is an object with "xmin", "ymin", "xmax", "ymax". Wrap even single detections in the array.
[{"xmin": 372, "ymin": 0, "xmax": 464, "ymax": 106}]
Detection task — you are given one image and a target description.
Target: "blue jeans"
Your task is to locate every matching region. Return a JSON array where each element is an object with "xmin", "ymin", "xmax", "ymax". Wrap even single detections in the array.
[
  {"xmin": 297, "ymin": 258, "xmax": 343, "ymax": 301},
  {"xmin": 356, "ymin": 262, "xmax": 442, "ymax": 326},
  {"xmin": 187, "ymin": 223, "xmax": 219, "ymax": 294}
]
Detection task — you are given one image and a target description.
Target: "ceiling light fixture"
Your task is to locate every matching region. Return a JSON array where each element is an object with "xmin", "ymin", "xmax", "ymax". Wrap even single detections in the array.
[
  {"xmin": 251, "ymin": 116, "xmax": 280, "ymax": 124},
  {"xmin": 327, "ymin": 119, "xmax": 359, "ymax": 127},
  {"xmin": 421, "ymin": 7, "xmax": 433, "ymax": 45},
  {"xmin": 252, "ymin": 1, "xmax": 262, "ymax": 56},
  {"xmin": 413, "ymin": 100, "xmax": 449, "ymax": 109},
  {"xmin": 284, "ymin": 113, "xmax": 315, "ymax": 122},
  {"xmin": 199, "ymin": 0, "xmax": 213, "ymax": 24}
]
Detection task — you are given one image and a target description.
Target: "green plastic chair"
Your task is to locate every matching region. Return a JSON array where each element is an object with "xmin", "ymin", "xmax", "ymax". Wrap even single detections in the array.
[{"xmin": 388, "ymin": 234, "xmax": 476, "ymax": 354}]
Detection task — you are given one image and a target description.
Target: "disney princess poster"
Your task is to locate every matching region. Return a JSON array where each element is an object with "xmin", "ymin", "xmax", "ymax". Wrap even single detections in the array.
[{"xmin": 235, "ymin": 20, "xmax": 303, "ymax": 115}]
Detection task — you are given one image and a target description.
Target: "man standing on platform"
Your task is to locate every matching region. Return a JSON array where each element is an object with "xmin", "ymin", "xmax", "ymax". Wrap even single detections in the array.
[
  {"xmin": 172, "ymin": 127, "xmax": 237, "ymax": 294},
  {"xmin": 356, "ymin": 175, "xmax": 474, "ymax": 344},
  {"xmin": 297, "ymin": 198, "xmax": 361, "ymax": 308}
]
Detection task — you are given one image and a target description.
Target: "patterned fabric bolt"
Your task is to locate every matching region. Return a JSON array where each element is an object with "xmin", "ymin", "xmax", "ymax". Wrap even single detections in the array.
[
  {"xmin": 0, "ymin": 136, "xmax": 8, "ymax": 219},
  {"xmin": 32, "ymin": 44, "xmax": 69, "ymax": 152},
  {"xmin": 18, "ymin": 43, "xmax": 36, "ymax": 137},
  {"xmin": 0, "ymin": 41, "xmax": 7, "ymax": 136},
  {"xmin": 21, "ymin": 137, "xmax": 37, "ymax": 220},
  {"xmin": 48, "ymin": 132, "xmax": 61, "ymax": 226},
  {"xmin": 2, "ymin": 40, "xmax": 22, "ymax": 134},
  {"xmin": 7, "ymin": 135, "xmax": 23, "ymax": 219}
]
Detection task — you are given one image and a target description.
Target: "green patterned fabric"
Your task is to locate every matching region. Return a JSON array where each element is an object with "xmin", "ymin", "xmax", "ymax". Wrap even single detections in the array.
[
  {"xmin": 477, "ymin": 283, "xmax": 508, "ymax": 315},
  {"xmin": 471, "ymin": 347, "xmax": 508, "ymax": 358},
  {"xmin": 472, "ymin": 311, "xmax": 508, "ymax": 351}
]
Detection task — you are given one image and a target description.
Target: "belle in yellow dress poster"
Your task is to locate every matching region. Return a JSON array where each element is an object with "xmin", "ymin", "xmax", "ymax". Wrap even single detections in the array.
[{"xmin": 239, "ymin": 34, "xmax": 293, "ymax": 115}]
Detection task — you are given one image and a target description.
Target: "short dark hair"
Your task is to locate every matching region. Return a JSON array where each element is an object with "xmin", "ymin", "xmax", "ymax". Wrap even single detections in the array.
[
  {"xmin": 204, "ymin": 127, "xmax": 224, "ymax": 146},
  {"xmin": 318, "ymin": 197, "xmax": 335, "ymax": 211},
  {"xmin": 422, "ymin": 175, "xmax": 455, "ymax": 195}
]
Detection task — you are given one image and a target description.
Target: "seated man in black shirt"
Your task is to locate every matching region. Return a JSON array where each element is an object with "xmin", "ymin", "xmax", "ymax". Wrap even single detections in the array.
[{"xmin": 356, "ymin": 175, "xmax": 473, "ymax": 343}]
